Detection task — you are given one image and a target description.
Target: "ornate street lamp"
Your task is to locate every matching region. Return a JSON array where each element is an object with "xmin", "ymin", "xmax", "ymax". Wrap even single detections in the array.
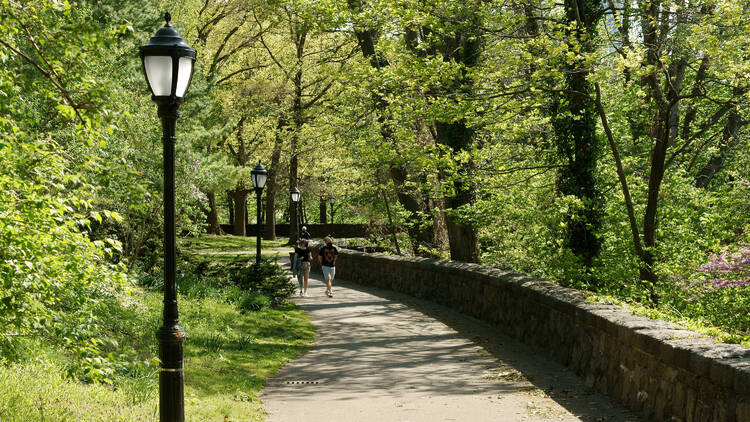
[
  {"xmin": 251, "ymin": 163, "xmax": 268, "ymax": 266},
  {"xmin": 328, "ymin": 196, "xmax": 335, "ymax": 224},
  {"xmin": 290, "ymin": 187, "xmax": 301, "ymax": 242},
  {"xmin": 290, "ymin": 187, "xmax": 301, "ymax": 203},
  {"xmin": 139, "ymin": 12, "xmax": 196, "ymax": 422}
]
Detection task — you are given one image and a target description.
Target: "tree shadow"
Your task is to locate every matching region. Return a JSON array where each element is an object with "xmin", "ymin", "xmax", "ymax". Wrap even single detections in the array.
[{"xmin": 265, "ymin": 266, "xmax": 642, "ymax": 421}]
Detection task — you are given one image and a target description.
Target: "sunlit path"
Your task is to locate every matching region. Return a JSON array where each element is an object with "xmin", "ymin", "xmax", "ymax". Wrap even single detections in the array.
[{"xmin": 261, "ymin": 259, "xmax": 642, "ymax": 422}]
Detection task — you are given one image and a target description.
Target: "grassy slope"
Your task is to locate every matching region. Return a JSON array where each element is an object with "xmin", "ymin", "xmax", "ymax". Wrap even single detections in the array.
[
  {"xmin": 0, "ymin": 235, "xmax": 312, "ymax": 422},
  {"xmin": 180, "ymin": 235, "xmax": 288, "ymax": 252}
]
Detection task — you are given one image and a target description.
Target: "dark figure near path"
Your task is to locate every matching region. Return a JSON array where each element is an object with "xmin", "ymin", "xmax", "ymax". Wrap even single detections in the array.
[
  {"xmin": 299, "ymin": 226, "xmax": 311, "ymax": 240},
  {"xmin": 292, "ymin": 239, "xmax": 311, "ymax": 297}
]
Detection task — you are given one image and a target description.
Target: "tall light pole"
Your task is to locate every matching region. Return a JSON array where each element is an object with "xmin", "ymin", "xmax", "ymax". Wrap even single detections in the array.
[
  {"xmin": 139, "ymin": 12, "xmax": 196, "ymax": 422},
  {"xmin": 329, "ymin": 196, "xmax": 335, "ymax": 225},
  {"xmin": 291, "ymin": 187, "xmax": 301, "ymax": 243},
  {"xmin": 251, "ymin": 163, "xmax": 267, "ymax": 266}
]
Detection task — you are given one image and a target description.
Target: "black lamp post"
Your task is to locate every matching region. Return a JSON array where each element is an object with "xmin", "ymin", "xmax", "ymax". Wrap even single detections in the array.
[
  {"xmin": 291, "ymin": 187, "xmax": 301, "ymax": 241},
  {"xmin": 139, "ymin": 12, "xmax": 196, "ymax": 422},
  {"xmin": 251, "ymin": 163, "xmax": 268, "ymax": 266},
  {"xmin": 329, "ymin": 196, "xmax": 335, "ymax": 225}
]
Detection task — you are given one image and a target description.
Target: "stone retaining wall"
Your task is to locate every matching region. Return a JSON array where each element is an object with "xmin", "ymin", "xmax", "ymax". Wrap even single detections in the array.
[{"xmin": 310, "ymin": 244, "xmax": 750, "ymax": 422}]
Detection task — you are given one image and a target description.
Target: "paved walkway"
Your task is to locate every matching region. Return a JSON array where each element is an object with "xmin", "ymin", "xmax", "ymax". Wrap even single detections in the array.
[{"xmin": 261, "ymin": 262, "xmax": 642, "ymax": 422}]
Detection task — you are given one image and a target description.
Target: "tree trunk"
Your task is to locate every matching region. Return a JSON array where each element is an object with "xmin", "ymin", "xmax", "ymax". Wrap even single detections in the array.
[
  {"xmin": 639, "ymin": 102, "xmax": 671, "ymax": 304},
  {"xmin": 319, "ymin": 197, "xmax": 327, "ymax": 224},
  {"xmin": 434, "ymin": 120, "xmax": 479, "ymax": 263},
  {"xmin": 231, "ymin": 190, "xmax": 248, "ymax": 237},
  {"xmin": 227, "ymin": 114, "xmax": 250, "ymax": 236},
  {"xmin": 289, "ymin": 146, "xmax": 299, "ymax": 245},
  {"xmin": 390, "ymin": 164, "xmax": 434, "ymax": 255},
  {"xmin": 381, "ymin": 188, "xmax": 401, "ymax": 255},
  {"xmin": 205, "ymin": 192, "xmax": 222, "ymax": 235},
  {"xmin": 264, "ymin": 117, "xmax": 285, "ymax": 240},
  {"xmin": 430, "ymin": 184, "xmax": 450, "ymax": 254},
  {"xmin": 429, "ymin": 9, "xmax": 483, "ymax": 263},
  {"xmin": 287, "ymin": 28, "xmax": 307, "ymax": 246},
  {"xmin": 227, "ymin": 193, "xmax": 234, "ymax": 229},
  {"xmin": 549, "ymin": 0, "xmax": 604, "ymax": 270}
]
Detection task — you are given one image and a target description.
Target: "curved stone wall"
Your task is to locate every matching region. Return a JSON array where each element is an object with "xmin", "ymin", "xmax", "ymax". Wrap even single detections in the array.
[{"xmin": 310, "ymin": 245, "xmax": 750, "ymax": 422}]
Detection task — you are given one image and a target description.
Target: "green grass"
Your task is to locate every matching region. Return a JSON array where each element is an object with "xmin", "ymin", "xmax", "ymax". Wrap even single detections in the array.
[
  {"xmin": 0, "ymin": 235, "xmax": 313, "ymax": 421},
  {"xmin": 0, "ymin": 358, "xmax": 157, "ymax": 421},
  {"xmin": 181, "ymin": 300, "xmax": 313, "ymax": 420},
  {"xmin": 179, "ymin": 234, "xmax": 293, "ymax": 280},
  {"xmin": 0, "ymin": 294, "xmax": 313, "ymax": 421},
  {"xmin": 180, "ymin": 235, "xmax": 288, "ymax": 253},
  {"xmin": 184, "ymin": 251, "xmax": 290, "ymax": 268}
]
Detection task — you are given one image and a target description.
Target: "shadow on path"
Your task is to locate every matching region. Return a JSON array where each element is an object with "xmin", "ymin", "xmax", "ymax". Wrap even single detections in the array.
[{"xmin": 262, "ymin": 258, "xmax": 642, "ymax": 422}]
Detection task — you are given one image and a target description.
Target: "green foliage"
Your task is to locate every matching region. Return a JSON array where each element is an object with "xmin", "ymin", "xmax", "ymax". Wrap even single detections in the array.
[
  {"xmin": 0, "ymin": 356, "xmax": 157, "ymax": 421},
  {"xmin": 239, "ymin": 291, "xmax": 272, "ymax": 312},
  {"xmin": 0, "ymin": 287, "xmax": 315, "ymax": 421},
  {"xmin": 1, "ymin": 3, "xmax": 748, "ymax": 409},
  {"xmin": 234, "ymin": 260, "xmax": 297, "ymax": 306}
]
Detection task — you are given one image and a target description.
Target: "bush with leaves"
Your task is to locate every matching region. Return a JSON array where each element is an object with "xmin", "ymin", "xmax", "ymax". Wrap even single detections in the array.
[
  {"xmin": 238, "ymin": 291, "xmax": 271, "ymax": 312},
  {"xmin": 233, "ymin": 259, "xmax": 296, "ymax": 305},
  {"xmin": 674, "ymin": 247, "xmax": 750, "ymax": 337},
  {"xmin": 166, "ymin": 253, "xmax": 295, "ymax": 307}
]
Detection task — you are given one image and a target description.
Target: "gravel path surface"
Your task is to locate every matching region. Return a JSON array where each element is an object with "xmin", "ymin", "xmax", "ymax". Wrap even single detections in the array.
[{"xmin": 261, "ymin": 261, "xmax": 642, "ymax": 422}]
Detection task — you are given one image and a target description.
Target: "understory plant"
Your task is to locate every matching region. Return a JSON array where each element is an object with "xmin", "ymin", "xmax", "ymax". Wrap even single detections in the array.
[{"xmin": 675, "ymin": 247, "xmax": 750, "ymax": 337}]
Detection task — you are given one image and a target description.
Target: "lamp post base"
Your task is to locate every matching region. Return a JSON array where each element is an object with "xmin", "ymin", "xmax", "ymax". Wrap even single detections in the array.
[{"xmin": 157, "ymin": 324, "xmax": 186, "ymax": 422}]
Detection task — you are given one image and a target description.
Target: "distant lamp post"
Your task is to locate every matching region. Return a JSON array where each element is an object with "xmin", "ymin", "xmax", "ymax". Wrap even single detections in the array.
[
  {"xmin": 251, "ymin": 163, "xmax": 268, "ymax": 266},
  {"xmin": 329, "ymin": 196, "xmax": 335, "ymax": 224},
  {"xmin": 139, "ymin": 11, "xmax": 196, "ymax": 422},
  {"xmin": 291, "ymin": 187, "xmax": 301, "ymax": 241}
]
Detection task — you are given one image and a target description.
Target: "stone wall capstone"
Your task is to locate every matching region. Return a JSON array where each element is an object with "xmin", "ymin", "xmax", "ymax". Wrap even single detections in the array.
[{"xmin": 309, "ymin": 244, "xmax": 750, "ymax": 422}]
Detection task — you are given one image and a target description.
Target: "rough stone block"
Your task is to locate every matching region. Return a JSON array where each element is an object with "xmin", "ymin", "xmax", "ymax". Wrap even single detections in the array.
[
  {"xmin": 696, "ymin": 403, "xmax": 712, "ymax": 422},
  {"xmin": 736, "ymin": 401, "xmax": 750, "ymax": 422},
  {"xmin": 686, "ymin": 388, "xmax": 696, "ymax": 421},
  {"xmin": 672, "ymin": 383, "xmax": 686, "ymax": 418},
  {"xmin": 711, "ymin": 401, "xmax": 727, "ymax": 422},
  {"xmin": 734, "ymin": 362, "xmax": 750, "ymax": 396}
]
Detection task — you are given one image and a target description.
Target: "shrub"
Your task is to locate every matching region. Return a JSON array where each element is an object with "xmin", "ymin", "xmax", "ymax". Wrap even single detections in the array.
[
  {"xmin": 238, "ymin": 292, "xmax": 271, "ymax": 312},
  {"xmin": 233, "ymin": 259, "xmax": 296, "ymax": 305},
  {"xmin": 676, "ymin": 246, "xmax": 750, "ymax": 336}
]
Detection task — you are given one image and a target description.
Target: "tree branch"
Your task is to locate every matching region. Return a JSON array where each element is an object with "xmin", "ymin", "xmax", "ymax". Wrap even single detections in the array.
[
  {"xmin": 595, "ymin": 83, "xmax": 643, "ymax": 258},
  {"xmin": 0, "ymin": 37, "xmax": 85, "ymax": 124}
]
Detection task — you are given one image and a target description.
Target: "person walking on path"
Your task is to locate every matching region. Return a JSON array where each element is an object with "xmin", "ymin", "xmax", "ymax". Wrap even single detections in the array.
[
  {"xmin": 299, "ymin": 226, "xmax": 311, "ymax": 240},
  {"xmin": 318, "ymin": 236, "xmax": 338, "ymax": 297},
  {"xmin": 292, "ymin": 239, "xmax": 311, "ymax": 297}
]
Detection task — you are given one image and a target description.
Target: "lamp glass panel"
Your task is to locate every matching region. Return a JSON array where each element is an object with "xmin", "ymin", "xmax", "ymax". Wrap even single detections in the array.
[
  {"xmin": 175, "ymin": 57, "xmax": 194, "ymax": 97},
  {"xmin": 291, "ymin": 192, "xmax": 300, "ymax": 202},
  {"xmin": 144, "ymin": 55, "xmax": 173, "ymax": 96},
  {"xmin": 253, "ymin": 173, "xmax": 267, "ymax": 189}
]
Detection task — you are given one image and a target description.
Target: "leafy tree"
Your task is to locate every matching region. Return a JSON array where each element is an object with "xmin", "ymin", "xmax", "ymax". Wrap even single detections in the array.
[{"xmin": 547, "ymin": 0, "xmax": 604, "ymax": 274}]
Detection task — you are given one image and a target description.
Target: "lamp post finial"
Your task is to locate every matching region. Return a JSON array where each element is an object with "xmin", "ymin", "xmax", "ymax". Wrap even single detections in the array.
[{"xmin": 164, "ymin": 12, "xmax": 171, "ymax": 26}]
